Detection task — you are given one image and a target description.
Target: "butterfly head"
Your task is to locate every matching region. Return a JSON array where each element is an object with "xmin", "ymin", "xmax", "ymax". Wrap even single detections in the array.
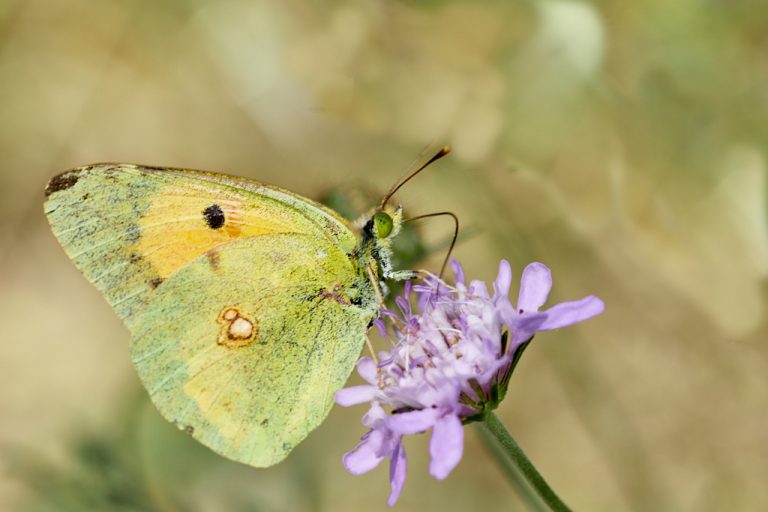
[
  {"xmin": 360, "ymin": 146, "xmax": 451, "ymax": 284},
  {"xmin": 371, "ymin": 206, "xmax": 403, "ymax": 240},
  {"xmin": 357, "ymin": 205, "xmax": 413, "ymax": 284}
]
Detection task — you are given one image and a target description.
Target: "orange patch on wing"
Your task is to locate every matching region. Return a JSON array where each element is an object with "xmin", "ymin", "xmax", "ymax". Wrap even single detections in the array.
[{"xmin": 133, "ymin": 184, "xmax": 293, "ymax": 280}]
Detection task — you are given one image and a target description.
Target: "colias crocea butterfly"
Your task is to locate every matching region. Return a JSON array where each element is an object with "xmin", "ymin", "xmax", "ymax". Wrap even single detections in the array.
[{"xmin": 43, "ymin": 157, "xmax": 441, "ymax": 467}]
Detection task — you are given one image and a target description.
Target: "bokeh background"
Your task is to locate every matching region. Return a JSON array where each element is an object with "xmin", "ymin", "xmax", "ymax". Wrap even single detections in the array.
[{"xmin": 1, "ymin": 0, "xmax": 767, "ymax": 510}]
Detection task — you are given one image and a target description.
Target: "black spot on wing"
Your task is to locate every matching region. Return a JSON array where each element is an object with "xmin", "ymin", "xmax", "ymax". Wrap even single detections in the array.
[
  {"xmin": 203, "ymin": 204, "xmax": 225, "ymax": 229},
  {"xmin": 44, "ymin": 171, "xmax": 80, "ymax": 197}
]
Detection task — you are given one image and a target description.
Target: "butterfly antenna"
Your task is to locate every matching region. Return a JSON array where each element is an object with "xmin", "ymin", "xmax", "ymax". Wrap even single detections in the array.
[
  {"xmin": 404, "ymin": 211, "xmax": 459, "ymax": 278},
  {"xmin": 380, "ymin": 146, "xmax": 451, "ymax": 209}
]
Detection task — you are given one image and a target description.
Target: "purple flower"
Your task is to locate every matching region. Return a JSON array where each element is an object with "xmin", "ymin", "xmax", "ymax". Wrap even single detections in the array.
[{"xmin": 335, "ymin": 260, "xmax": 604, "ymax": 506}]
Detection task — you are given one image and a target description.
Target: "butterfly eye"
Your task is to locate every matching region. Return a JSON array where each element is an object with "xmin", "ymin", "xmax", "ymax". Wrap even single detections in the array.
[{"xmin": 373, "ymin": 211, "xmax": 393, "ymax": 238}]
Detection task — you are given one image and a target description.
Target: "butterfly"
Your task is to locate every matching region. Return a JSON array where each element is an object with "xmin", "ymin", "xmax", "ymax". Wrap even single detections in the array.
[{"xmin": 43, "ymin": 149, "xmax": 449, "ymax": 467}]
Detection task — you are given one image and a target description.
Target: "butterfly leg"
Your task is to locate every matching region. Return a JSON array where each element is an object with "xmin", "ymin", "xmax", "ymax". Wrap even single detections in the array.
[
  {"xmin": 374, "ymin": 235, "xmax": 418, "ymax": 282},
  {"xmin": 385, "ymin": 269, "xmax": 419, "ymax": 281},
  {"xmin": 364, "ymin": 332, "xmax": 379, "ymax": 365},
  {"xmin": 366, "ymin": 264, "xmax": 386, "ymax": 306}
]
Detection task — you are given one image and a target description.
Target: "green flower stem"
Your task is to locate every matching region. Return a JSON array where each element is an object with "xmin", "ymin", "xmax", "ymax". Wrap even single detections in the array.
[
  {"xmin": 478, "ymin": 412, "xmax": 572, "ymax": 512},
  {"xmin": 476, "ymin": 420, "xmax": 545, "ymax": 511}
]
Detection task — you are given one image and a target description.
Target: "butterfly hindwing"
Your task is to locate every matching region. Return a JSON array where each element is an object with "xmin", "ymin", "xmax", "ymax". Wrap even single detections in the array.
[{"xmin": 131, "ymin": 234, "xmax": 372, "ymax": 467}]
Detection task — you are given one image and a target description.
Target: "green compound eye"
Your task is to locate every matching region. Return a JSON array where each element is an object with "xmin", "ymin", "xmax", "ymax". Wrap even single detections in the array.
[{"xmin": 373, "ymin": 211, "xmax": 394, "ymax": 238}]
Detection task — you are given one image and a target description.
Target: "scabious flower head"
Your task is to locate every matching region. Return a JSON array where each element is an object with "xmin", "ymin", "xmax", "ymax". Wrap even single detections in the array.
[{"xmin": 335, "ymin": 259, "xmax": 604, "ymax": 506}]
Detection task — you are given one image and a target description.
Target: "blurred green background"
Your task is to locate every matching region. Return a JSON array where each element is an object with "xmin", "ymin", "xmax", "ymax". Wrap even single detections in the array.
[{"xmin": 1, "ymin": 0, "xmax": 767, "ymax": 510}]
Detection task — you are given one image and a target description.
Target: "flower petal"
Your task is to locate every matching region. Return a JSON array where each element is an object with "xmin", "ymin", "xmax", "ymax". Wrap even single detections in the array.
[
  {"xmin": 429, "ymin": 414, "xmax": 464, "ymax": 479},
  {"xmin": 468, "ymin": 279, "xmax": 489, "ymax": 299},
  {"xmin": 517, "ymin": 262, "xmax": 552, "ymax": 312},
  {"xmin": 511, "ymin": 311, "xmax": 548, "ymax": 344},
  {"xmin": 493, "ymin": 259, "xmax": 512, "ymax": 298},
  {"xmin": 362, "ymin": 403, "xmax": 387, "ymax": 428},
  {"xmin": 387, "ymin": 408, "xmax": 439, "ymax": 435},
  {"xmin": 356, "ymin": 357, "xmax": 378, "ymax": 384},
  {"xmin": 335, "ymin": 385, "xmax": 378, "ymax": 407},
  {"xmin": 539, "ymin": 295, "xmax": 605, "ymax": 330},
  {"xmin": 387, "ymin": 440, "xmax": 407, "ymax": 507},
  {"xmin": 373, "ymin": 318, "xmax": 389, "ymax": 337},
  {"xmin": 343, "ymin": 434, "xmax": 385, "ymax": 474},
  {"xmin": 450, "ymin": 259, "xmax": 466, "ymax": 286},
  {"xmin": 496, "ymin": 300, "xmax": 518, "ymax": 326}
]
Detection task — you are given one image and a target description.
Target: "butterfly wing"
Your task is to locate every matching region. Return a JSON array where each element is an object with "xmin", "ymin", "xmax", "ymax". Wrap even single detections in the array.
[
  {"xmin": 44, "ymin": 164, "xmax": 375, "ymax": 466},
  {"xmin": 44, "ymin": 164, "xmax": 356, "ymax": 328},
  {"xmin": 132, "ymin": 234, "xmax": 372, "ymax": 466}
]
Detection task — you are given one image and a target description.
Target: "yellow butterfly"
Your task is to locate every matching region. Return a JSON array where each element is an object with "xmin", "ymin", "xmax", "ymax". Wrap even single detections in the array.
[{"xmin": 43, "ymin": 151, "xmax": 448, "ymax": 467}]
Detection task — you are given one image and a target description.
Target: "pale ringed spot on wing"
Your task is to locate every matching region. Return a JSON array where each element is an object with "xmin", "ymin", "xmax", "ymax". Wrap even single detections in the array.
[{"xmin": 216, "ymin": 306, "xmax": 258, "ymax": 348}]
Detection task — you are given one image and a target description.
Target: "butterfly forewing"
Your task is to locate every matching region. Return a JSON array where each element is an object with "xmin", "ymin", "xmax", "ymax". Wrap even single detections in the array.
[{"xmin": 44, "ymin": 164, "xmax": 357, "ymax": 327}]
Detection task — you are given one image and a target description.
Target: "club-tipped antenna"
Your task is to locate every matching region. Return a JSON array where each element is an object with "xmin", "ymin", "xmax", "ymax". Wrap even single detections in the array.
[
  {"xmin": 404, "ymin": 211, "xmax": 459, "ymax": 278},
  {"xmin": 380, "ymin": 146, "xmax": 451, "ymax": 209}
]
